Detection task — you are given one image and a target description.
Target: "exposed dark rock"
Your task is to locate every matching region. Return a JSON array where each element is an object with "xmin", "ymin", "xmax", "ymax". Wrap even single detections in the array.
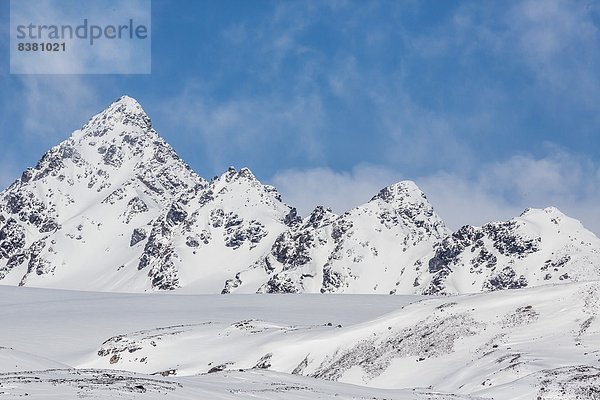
[
  {"xmin": 103, "ymin": 145, "xmax": 124, "ymax": 167},
  {"xmin": 125, "ymin": 197, "xmax": 149, "ymax": 222},
  {"xmin": 272, "ymin": 231, "xmax": 314, "ymax": 267},
  {"xmin": 482, "ymin": 221, "xmax": 540, "ymax": 257},
  {"xmin": 185, "ymin": 236, "xmax": 200, "ymax": 248},
  {"xmin": 253, "ymin": 353, "xmax": 273, "ymax": 369},
  {"xmin": 166, "ymin": 203, "xmax": 187, "ymax": 226},
  {"xmin": 262, "ymin": 274, "xmax": 300, "ymax": 294},
  {"xmin": 207, "ymin": 364, "xmax": 227, "ymax": 373},
  {"xmin": 39, "ymin": 220, "xmax": 59, "ymax": 233},
  {"xmin": 130, "ymin": 228, "xmax": 147, "ymax": 247},
  {"xmin": 0, "ymin": 218, "xmax": 26, "ymax": 259},
  {"xmin": 321, "ymin": 267, "xmax": 345, "ymax": 293},
  {"xmin": 485, "ymin": 267, "xmax": 528, "ymax": 291},
  {"xmin": 283, "ymin": 207, "xmax": 302, "ymax": 227}
]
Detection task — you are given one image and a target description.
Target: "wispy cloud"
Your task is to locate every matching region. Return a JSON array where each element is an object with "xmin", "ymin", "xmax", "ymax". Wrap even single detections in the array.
[
  {"xmin": 18, "ymin": 76, "xmax": 100, "ymax": 140},
  {"xmin": 269, "ymin": 148, "xmax": 600, "ymax": 236},
  {"xmin": 420, "ymin": 148, "xmax": 600, "ymax": 235},
  {"xmin": 271, "ymin": 164, "xmax": 399, "ymax": 216},
  {"xmin": 0, "ymin": 74, "xmax": 106, "ymax": 189},
  {"xmin": 500, "ymin": 0, "xmax": 600, "ymax": 120},
  {"xmin": 367, "ymin": 82, "xmax": 476, "ymax": 173},
  {"xmin": 437, "ymin": 0, "xmax": 600, "ymax": 110},
  {"xmin": 155, "ymin": 82, "xmax": 326, "ymax": 176}
]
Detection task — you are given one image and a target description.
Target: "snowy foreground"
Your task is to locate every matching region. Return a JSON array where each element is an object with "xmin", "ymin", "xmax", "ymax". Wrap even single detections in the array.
[{"xmin": 1, "ymin": 284, "xmax": 600, "ymax": 399}]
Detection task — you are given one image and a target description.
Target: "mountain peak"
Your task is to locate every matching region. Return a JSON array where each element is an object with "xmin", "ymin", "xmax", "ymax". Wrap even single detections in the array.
[
  {"xmin": 220, "ymin": 166, "xmax": 258, "ymax": 183},
  {"xmin": 305, "ymin": 205, "xmax": 336, "ymax": 229},
  {"xmin": 370, "ymin": 180, "xmax": 428, "ymax": 205},
  {"xmin": 3, "ymin": 95, "xmax": 202, "ymax": 214},
  {"xmin": 106, "ymin": 95, "xmax": 147, "ymax": 120},
  {"xmin": 520, "ymin": 206, "xmax": 565, "ymax": 218},
  {"xmin": 71, "ymin": 96, "xmax": 153, "ymax": 143},
  {"xmin": 114, "ymin": 95, "xmax": 143, "ymax": 108},
  {"xmin": 361, "ymin": 180, "xmax": 449, "ymax": 240},
  {"xmin": 517, "ymin": 207, "xmax": 571, "ymax": 226},
  {"xmin": 516, "ymin": 206, "xmax": 592, "ymax": 234}
]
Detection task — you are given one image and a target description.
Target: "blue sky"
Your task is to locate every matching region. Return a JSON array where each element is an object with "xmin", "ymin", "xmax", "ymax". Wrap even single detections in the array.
[{"xmin": 1, "ymin": 0, "xmax": 600, "ymax": 233}]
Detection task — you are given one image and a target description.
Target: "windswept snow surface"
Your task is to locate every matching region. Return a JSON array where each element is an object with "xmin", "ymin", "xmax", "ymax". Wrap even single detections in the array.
[
  {"xmin": 1, "ymin": 284, "xmax": 600, "ymax": 399},
  {"xmin": 0, "ymin": 369, "xmax": 479, "ymax": 400},
  {"xmin": 0, "ymin": 286, "xmax": 418, "ymax": 366}
]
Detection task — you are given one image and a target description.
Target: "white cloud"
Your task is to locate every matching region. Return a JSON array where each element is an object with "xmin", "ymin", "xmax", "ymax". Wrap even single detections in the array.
[
  {"xmin": 424, "ymin": 152, "xmax": 600, "ymax": 236},
  {"xmin": 512, "ymin": 1, "xmax": 598, "ymax": 62},
  {"xmin": 269, "ymin": 149, "xmax": 600, "ymax": 236},
  {"xmin": 270, "ymin": 164, "xmax": 399, "ymax": 216},
  {"xmin": 156, "ymin": 84, "xmax": 326, "ymax": 172},
  {"xmin": 0, "ymin": 75, "xmax": 105, "ymax": 194},
  {"xmin": 18, "ymin": 76, "xmax": 100, "ymax": 141},
  {"xmin": 508, "ymin": 0, "xmax": 600, "ymax": 101},
  {"xmin": 417, "ymin": 172, "xmax": 522, "ymax": 230}
]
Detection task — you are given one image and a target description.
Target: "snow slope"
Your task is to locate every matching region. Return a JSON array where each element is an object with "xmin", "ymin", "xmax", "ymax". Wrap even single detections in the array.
[
  {"xmin": 78, "ymin": 282, "xmax": 600, "ymax": 397},
  {"xmin": 0, "ymin": 369, "xmax": 479, "ymax": 400},
  {"xmin": 0, "ymin": 284, "xmax": 599, "ymax": 399}
]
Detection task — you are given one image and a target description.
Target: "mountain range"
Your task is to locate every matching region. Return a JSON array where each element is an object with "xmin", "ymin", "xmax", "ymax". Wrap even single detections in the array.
[
  {"xmin": 1, "ymin": 96, "xmax": 599, "ymax": 294},
  {"xmin": 2, "ymin": 96, "xmax": 600, "ymax": 400}
]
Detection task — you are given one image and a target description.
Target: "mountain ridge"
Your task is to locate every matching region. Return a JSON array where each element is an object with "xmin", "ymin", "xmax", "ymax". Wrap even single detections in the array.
[{"xmin": 1, "ymin": 96, "xmax": 599, "ymax": 294}]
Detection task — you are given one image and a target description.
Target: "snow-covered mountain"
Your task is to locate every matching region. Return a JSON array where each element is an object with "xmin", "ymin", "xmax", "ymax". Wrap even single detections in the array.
[
  {"xmin": 225, "ymin": 182, "xmax": 450, "ymax": 294},
  {"xmin": 1, "ymin": 96, "xmax": 599, "ymax": 294},
  {"xmin": 136, "ymin": 166, "xmax": 297, "ymax": 292},
  {"xmin": 417, "ymin": 207, "xmax": 600, "ymax": 295},
  {"xmin": 0, "ymin": 97, "xmax": 295, "ymax": 292},
  {"xmin": 0, "ymin": 96, "xmax": 206, "ymax": 291},
  {"xmin": 2, "ymin": 96, "xmax": 600, "ymax": 400}
]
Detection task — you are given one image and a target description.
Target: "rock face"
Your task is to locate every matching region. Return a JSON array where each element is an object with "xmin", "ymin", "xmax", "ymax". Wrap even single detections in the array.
[
  {"xmin": 225, "ymin": 182, "xmax": 451, "ymax": 294},
  {"xmin": 1, "ymin": 96, "xmax": 599, "ymax": 293},
  {"xmin": 415, "ymin": 207, "xmax": 600, "ymax": 295},
  {"xmin": 132, "ymin": 165, "xmax": 296, "ymax": 292}
]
